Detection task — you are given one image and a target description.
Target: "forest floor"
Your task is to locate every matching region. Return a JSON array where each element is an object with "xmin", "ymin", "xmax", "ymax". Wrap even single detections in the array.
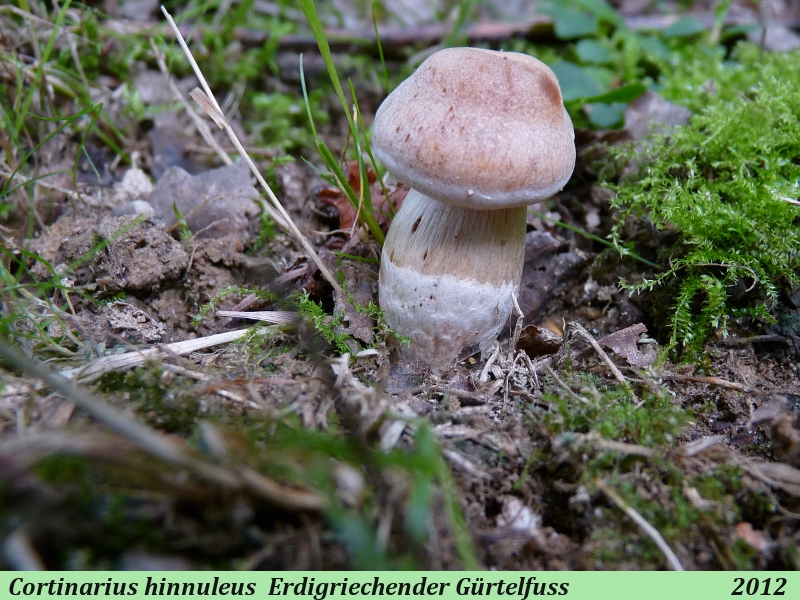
[{"xmin": 0, "ymin": 0, "xmax": 799, "ymax": 570}]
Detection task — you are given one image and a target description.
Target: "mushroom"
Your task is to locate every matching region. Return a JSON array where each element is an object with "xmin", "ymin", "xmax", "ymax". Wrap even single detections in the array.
[{"xmin": 373, "ymin": 47, "xmax": 575, "ymax": 370}]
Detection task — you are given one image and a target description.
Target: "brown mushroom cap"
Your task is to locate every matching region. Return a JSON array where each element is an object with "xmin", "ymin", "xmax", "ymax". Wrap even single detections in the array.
[{"xmin": 372, "ymin": 47, "xmax": 575, "ymax": 210}]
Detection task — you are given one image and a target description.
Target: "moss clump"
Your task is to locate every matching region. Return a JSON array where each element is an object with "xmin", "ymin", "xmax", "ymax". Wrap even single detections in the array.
[
  {"xmin": 544, "ymin": 374, "xmax": 689, "ymax": 448},
  {"xmin": 608, "ymin": 44, "xmax": 800, "ymax": 353}
]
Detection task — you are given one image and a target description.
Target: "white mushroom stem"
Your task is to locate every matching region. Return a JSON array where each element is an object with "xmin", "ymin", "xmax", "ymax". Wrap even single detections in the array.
[{"xmin": 379, "ymin": 189, "xmax": 527, "ymax": 369}]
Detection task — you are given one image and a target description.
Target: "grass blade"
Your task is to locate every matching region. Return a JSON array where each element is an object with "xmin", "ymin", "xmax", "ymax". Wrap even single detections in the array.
[
  {"xmin": 14, "ymin": 0, "xmax": 72, "ymax": 134},
  {"xmin": 299, "ymin": 0, "xmax": 354, "ymax": 132}
]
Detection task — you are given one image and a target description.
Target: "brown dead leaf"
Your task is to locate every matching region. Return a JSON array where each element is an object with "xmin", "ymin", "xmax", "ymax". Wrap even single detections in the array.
[
  {"xmin": 597, "ymin": 323, "xmax": 655, "ymax": 367},
  {"xmin": 333, "ymin": 289, "xmax": 374, "ymax": 347},
  {"xmin": 517, "ymin": 324, "xmax": 563, "ymax": 358},
  {"xmin": 384, "ymin": 360, "xmax": 429, "ymax": 395},
  {"xmin": 623, "ymin": 90, "xmax": 692, "ymax": 141},
  {"xmin": 318, "ymin": 162, "xmax": 408, "ymax": 232},
  {"xmin": 734, "ymin": 522, "xmax": 772, "ymax": 553}
]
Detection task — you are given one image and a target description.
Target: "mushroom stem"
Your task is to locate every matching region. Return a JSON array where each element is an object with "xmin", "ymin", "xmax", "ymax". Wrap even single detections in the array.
[{"xmin": 379, "ymin": 189, "xmax": 526, "ymax": 369}]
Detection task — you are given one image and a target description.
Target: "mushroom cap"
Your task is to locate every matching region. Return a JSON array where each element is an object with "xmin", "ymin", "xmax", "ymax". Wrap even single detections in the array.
[{"xmin": 372, "ymin": 47, "xmax": 576, "ymax": 210}]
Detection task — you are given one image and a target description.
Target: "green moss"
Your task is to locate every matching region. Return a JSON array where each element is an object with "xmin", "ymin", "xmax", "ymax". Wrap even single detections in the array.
[
  {"xmin": 608, "ymin": 44, "xmax": 800, "ymax": 354},
  {"xmin": 544, "ymin": 374, "xmax": 689, "ymax": 448},
  {"xmin": 192, "ymin": 286, "xmax": 278, "ymax": 327},
  {"xmin": 97, "ymin": 369, "xmax": 202, "ymax": 435},
  {"xmin": 529, "ymin": 373, "xmax": 772, "ymax": 569}
]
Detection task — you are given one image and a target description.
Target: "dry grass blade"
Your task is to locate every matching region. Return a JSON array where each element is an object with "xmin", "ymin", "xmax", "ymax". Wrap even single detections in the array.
[
  {"xmin": 160, "ymin": 7, "xmax": 341, "ymax": 295},
  {"xmin": 684, "ymin": 435, "xmax": 727, "ymax": 456},
  {"xmin": 0, "ymin": 431, "xmax": 140, "ymax": 463},
  {"xmin": 559, "ymin": 432, "xmax": 655, "ymax": 458},
  {"xmin": 568, "ymin": 322, "xmax": 627, "ymax": 384},
  {"xmin": 0, "ymin": 170, "xmax": 80, "ymax": 202},
  {"xmin": 216, "ymin": 310, "xmax": 298, "ymax": 323},
  {"xmin": 663, "ymin": 373, "xmax": 753, "ymax": 393},
  {"xmin": 0, "ymin": 339, "xmax": 325, "ymax": 511},
  {"xmin": 545, "ymin": 363, "xmax": 590, "ymax": 405},
  {"xmin": 594, "ymin": 477, "xmax": 685, "ymax": 571},
  {"xmin": 738, "ymin": 457, "xmax": 800, "ymax": 497},
  {"xmin": 3, "ymin": 529, "xmax": 45, "ymax": 571},
  {"xmin": 0, "ymin": 338, "xmax": 230, "ymax": 481},
  {"xmin": 442, "ymin": 449, "xmax": 492, "ymax": 480},
  {"xmin": 148, "ymin": 38, "xmax": 245, "ymax": 172},
  {"xmin": 237, "ymin": 467, "xmax": 324, "ymax": 511},
  {"xmin": 61, "ymin": 327, "xmax": 270, "ymax": 381}
]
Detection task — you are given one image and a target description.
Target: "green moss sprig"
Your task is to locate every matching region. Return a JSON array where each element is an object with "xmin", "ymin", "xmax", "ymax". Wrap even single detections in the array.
[{"xmin": 608, "ymin": 45, "xmax": 800, "ymax": 354}]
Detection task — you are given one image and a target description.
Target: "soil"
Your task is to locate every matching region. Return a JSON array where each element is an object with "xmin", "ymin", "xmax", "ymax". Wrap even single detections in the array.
[{"xmin": 4, "ymin": 138, "xmax": 798, "ymax": 569}]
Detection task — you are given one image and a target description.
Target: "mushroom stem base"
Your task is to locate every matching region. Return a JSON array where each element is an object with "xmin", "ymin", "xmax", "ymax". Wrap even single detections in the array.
[
  {"xmin": 378, "ymin": 190, "xmax": 526, "ymax": 370},
  {"xmin": 380, "ymin": 259, "xmax": 518, "ymax": 370}
]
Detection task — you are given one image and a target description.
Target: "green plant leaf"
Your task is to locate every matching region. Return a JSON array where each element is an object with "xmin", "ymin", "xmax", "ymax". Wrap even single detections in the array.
[
  {"xmin": 662, "ymin": 17, "xmax": 706, "ymax": 39},
  {"xmin": 588, "ymin": 102, "xmax": 626, "ymax": 128},
  {"xmin": 571, "ymin": 0, "xmax": 624, "ymax": 26},
  {"xmin": 549, "ymin": 60, "xmax": 603, "ymax": 101},
  {"xmin": 581, "ymin": 83, "xmax": 647, "ymax": 105},
  {"xmin": 554, "ymin": 12, "xmax": 599, "ymax": 40},
  {"xmin": 576, "ymin": 39, "xmax": 613, "ymax": 64}
]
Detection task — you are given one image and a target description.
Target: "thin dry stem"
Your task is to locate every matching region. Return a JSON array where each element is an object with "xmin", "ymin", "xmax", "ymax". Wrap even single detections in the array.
[
  {"xmin": 568, "ymin": 322, "xmax": 627, "ymax": 384},
  {"xmin": 478, "ymin": 341, "xmax": 500, "ymax": 383},
  {"xmin": 0, "ymin": 170, "xmax": 81, "ymax": 202},
  {"xmin": 544, "ymin": 363, "xmax": 589, "ymax": 405},
  {"xmin": 160, "ymin": 7, "xmax": 341, "ymax": 294},
  {"xmin": 61, "ymin": 326, "xmax": 276, "ymax": 381},
  {"xmin": 594, "ymin": 477, "xmax": 685, "ymax": 571},
  {"xmin": 216, "ymin": 310, "xmax": 298, "ymax": 323},
  {"xmin": 148, "ymin": 39, "xmax": 235, "ymax": 164},
  {"xmin": 0, "ymin": 339, "xmax": 325, "ymax": 511}
]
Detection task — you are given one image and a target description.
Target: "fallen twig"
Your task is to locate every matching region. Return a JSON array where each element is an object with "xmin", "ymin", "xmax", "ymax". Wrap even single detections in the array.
[{"xmin": 662, "ymin": 374, "xmax": 753, "ymax": 393}]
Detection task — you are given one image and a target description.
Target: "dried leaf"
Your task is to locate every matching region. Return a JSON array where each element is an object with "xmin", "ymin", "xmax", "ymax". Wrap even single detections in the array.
[
  {"xmin": 517, "ymin": 324, "xmax": 563, "ymax": 358},
  {"xmin": 318, "ymin": 162, "xmax": 408, "ymax": 232},
  {"xmin": 734, "ymin": 522, "xmax": 772, "ymax": 553},
  {"xmin": 623, "ymin": 90, "xmax": 692, "ymax": 141},
  {"xmin": 384, "ymin": 360, "xmax": 429, "ymax": 395},
  {"xmin": 597, "ymin": 323, "xmax": 655, "ymax": 367}
]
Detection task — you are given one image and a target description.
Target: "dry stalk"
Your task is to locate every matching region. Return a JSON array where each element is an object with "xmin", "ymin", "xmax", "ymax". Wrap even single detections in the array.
[
  {"xmin": 3, "ymin": 529, "xmax": 45, "ymax": 571},
  {"xmin": 0, "ymin": 339, "xmax": 324, "ymax": 511},
  {"xmin": 216, "ymin": 310, "xmax": 298, "ymax": 323},
  {"xmin": 148, "ymin": 38, "xmax": 244, "ymax": 176},
  {"xmin": 567, "ymin": 322, "xmax": 627, "ymax": 384},
  {"xmin": 160, "ymin": 7, "xmax": 342, "ymax": 294},
  {"xmin": 61, "ymin": 320, "xmax": 289, "ymax": 382},
  {"xmin": 0, "ymin": 170, "xmax": 81, "ymax": 202},
  {"xmin": 594, "ymin": 477, "xmax": 685, "ymax": 571},
  {"xmin": 544, "ymin": 363, "xmax": 590, "ymax": 405},
  {"xmin": 561, "ymin": 432, "xmax": 655, "ymax": 458},
  {"xmin": 684, "ymin": 435, "xmax": 727, "ymax": 457},
  {"xmin": 662, "ymin": 373, "xmax": 753, "ymax": 393},
  {"xmin": 478, "ymin": 341, "xmax": 501, "ymax": 383}
]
